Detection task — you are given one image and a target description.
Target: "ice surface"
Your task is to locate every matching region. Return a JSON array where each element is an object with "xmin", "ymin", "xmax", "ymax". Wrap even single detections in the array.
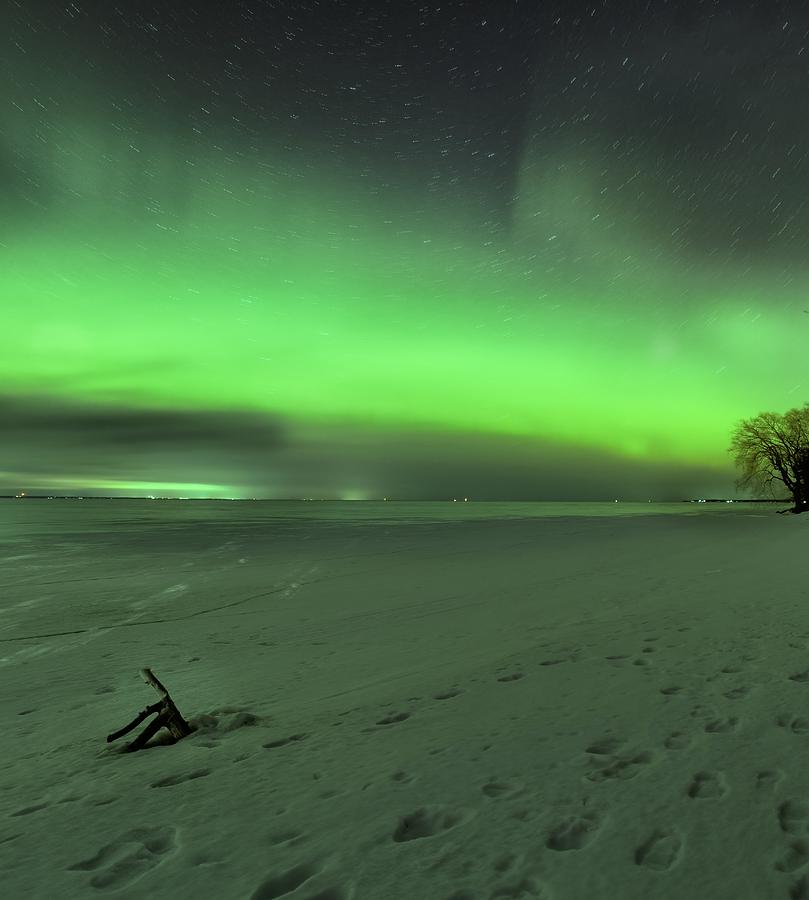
[{"xmin": 1, "ymin": 501, "xmax": 807, "ymax": 899}]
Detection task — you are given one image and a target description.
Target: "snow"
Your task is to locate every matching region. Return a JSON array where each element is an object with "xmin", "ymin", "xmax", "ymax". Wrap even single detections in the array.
[{"xmin": 1, "ymin": 502, "xmax": 808, "ymax": 899}]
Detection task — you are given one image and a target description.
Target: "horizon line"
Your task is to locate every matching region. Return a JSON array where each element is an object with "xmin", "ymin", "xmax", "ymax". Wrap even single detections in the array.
[{"xmin": 1, "ymin": 495, "xmax": 790, "ymax": 503}]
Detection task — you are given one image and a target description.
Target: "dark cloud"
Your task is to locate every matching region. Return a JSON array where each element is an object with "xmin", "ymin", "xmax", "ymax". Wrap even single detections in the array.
[
  {"xmin": 0, "ymin": 393, "xmax": 285, "ymax": 461},
  {"xmin": 1, "ymin": 395, "xmax": 732, "ymax": 499}
]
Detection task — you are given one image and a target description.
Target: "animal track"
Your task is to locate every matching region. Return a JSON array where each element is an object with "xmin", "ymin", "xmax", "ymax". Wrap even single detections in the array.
[
  {"xmin": 756, "ymin": 770, "xmax": 784, "ymax": 791},
  {"xmin": 150, "ymin": 769, "xmax": 211, "ymax": 788},
  {"xmin": 775, "ymin": 840, "xmax": 809, "ymax": 873},
  {"xmin": 10, "ymin": 802, "xmax": 50, "ymax": 817},
  {"xmin": 660, "ymin": 686, "xmax": 683, "ymax": 695},
  {"xmin": 67, "ymin": 825, "xmax": 177, "ymax": 890},
  {"xmin": 779, "ymin": 801, "xmax": 809, "ymax": 835},
  {"xmin": 481, "ymin": 779, "xmax": 525, "ymax": 799},
  {"xmin": 704, "ymin": 717, "xmax": 738, "ymax": 733},
  {"xmin": 492, "ymin": 852, "xmax": 522, "ymax": 874},
  {"xmin": 663, "ymin": 731, "xmax": 691, "ymax": 750},
  {"xmin": 249, "ymin": 860, "xmax": 322, "ymax": 900},
  {"xmin": 791, "ymin": 876, "xmax": 809, "ymax": 900},
  {"xmin": 585, "ymin": 736, "xmax": 626, "ymax": 756},
  {"xmin": 634, "ymin": 828, "xmax": 683, "ymax": 871},
  {"xmin": 585, "ymin": 750, "xmax": 654, "ymax": 783},
  {"xmin": 433, "ymin": 689, "xmax": 462, "ymax": 701},
  {"xmin": 546, "ymin": 810, "xmax": 604, "ymax": 851},
  {"xmin": 497, "ymin": 672, "xmax": 525, "ymax": 683},
  {"xmin": 263, "ymin": 733, "xmax": 309, "ymax": 749},
  {"xmin": 723, "ymin": 686, "xmax": 752, "ymax": 700},
  {"xmin": 687, "ymin": 771, "xmax": 726, "ymax": 799},
  {"xmin": 376, "ymin": 712, "xmax": 410, "ymax": 726},
  {"xmin": 393, "ymin": 806, "xmax": 474, "ymax": 842},
  {"xmin": 391, "ymin": 770, "xmax": 416, "ymax": 784},
  {"xmin": 778, "ymin": 716, "xmax": 809, "ymax": 735},
  {"xmin": 790, "ymin": 671, "xmax": 809, "ymax": 683}
]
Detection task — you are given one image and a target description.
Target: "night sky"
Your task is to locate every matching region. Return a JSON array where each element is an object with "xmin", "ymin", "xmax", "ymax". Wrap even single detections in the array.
[{"xmin": 3, "ymin": 0, "xmax": 807, "ymax": 500}]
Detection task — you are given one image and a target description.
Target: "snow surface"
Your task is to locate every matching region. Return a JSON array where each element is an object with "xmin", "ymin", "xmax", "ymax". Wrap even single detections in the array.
[{"xmin": 2, "ymin": 502, "xmax": 808, "ymax": 900}]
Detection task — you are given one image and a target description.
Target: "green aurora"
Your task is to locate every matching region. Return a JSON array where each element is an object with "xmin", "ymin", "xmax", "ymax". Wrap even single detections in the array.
[{"xmin": 2, "ymin": 3, "xmax": 806, "ymax": 500}]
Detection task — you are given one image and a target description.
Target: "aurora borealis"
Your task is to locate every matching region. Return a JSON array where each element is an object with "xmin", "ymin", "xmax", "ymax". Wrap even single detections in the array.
[{"xmin": 2, "ymin": 1, "xmax": 807, "ymax": 500}]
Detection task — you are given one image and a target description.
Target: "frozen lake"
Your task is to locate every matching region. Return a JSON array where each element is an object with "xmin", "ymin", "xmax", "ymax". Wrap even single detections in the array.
[{"xmin": 2, "ymin": 500, "xmax": 807, "ymax": 899}]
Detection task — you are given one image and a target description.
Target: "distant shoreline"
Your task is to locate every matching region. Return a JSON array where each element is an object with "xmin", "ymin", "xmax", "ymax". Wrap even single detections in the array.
[{"xmin": 0, "ymin": 496, "xmax": 792, "ymax": 503}]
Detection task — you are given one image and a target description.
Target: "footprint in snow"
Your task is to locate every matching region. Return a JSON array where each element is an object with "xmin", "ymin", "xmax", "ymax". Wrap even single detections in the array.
[
  {"xmin": 663, "ymin": 731, "xmax": 691, "ymax": 750},
  {"xmin": 704, "ymin": 717, "xmax": 738, "ymax": 733},
  {"xmin": 634, "ymin": 827, "xmax": 683, "ymax": 870},
  {"xmin": 375, "ymin": 712, "xmax": 411, "ymax": 726},
  {"xmin": 791, "ymin": 876, "xmax": 809, "ymax": 899},
  {"xmin": 249, "ymin": 859, "xmax": 326, "ymax": 900},
  {"xmin": 391, "ymin": 770, "xmax": 417, "ymax": 785},
  {"xmin": 755, "ymin": 770, "xmax": 784, "ymax": 792},
  {"xmin": 481, "ymin": 778, "xmax": 525, "ymax": 800},
  {"xmin": 774, "ymin": 840, "xmax": 809, "ymax": 873},
  {"xmin": 67, "ymin": 825, "xmax": 177, "ymax": 891},
  {"xmin": 585, "ymin": 736, "xmax": 626, "ymax": 756},
  {"xmin": 263, "ymin": 733, "xmax": 309, "ymax": 749},
  {"xmin": 585, "ymin": 750, "xmax": 655, "ymax": 783},
  {"xmin": 150, "ymin": 769, "xmax": 211, "ymax": 789},
  {"xmin": 545, "ymin": 809, "xmax": 605, "ymax": 851},
  {"xmin": 392, "ymin": 805, "xmax": 475, "ymax": 843},
  {"xmin": 10, "ymin": 802, "xmax": 50, "ymax": 817},
  {"xmin": 723, "ymin": 686, "xmax": 752, "ymax": 700},
  {"xmin": 778, "ymin": 800, "xmax": 809, "ymax": 835},
  {"xmin": 687, "ymin": 771, "xmax": 726, "ymax": 799},
  {"xmin": 433, "ymin": 689, "xmax": 463, "ymax": 701}
]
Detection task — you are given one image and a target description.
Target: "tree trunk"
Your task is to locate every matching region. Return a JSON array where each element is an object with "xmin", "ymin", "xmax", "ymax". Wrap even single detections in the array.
[{"xmin": 795, "ymin": 449, "xmax": 809, "ymax": 512}]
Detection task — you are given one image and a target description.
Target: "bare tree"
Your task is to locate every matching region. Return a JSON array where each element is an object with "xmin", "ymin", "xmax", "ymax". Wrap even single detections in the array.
[{"xmin": 729, "ymin": 403, "xmax": 809, "ymax": 513}]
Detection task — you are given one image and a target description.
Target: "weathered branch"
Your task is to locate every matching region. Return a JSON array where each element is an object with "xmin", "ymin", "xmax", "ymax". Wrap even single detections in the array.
[{"xmin": 106, "ymin": 668, "xmax": 192, "ymax": 752}]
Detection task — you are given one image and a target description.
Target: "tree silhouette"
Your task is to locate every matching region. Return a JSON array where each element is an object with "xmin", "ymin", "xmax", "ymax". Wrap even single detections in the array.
[{"xmin": 729, "ymin": 403, "xmax": 809, "ymax": 513}]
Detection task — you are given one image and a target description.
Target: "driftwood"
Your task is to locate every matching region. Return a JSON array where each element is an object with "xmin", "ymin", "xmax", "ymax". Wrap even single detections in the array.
[{"xmin": 106, "ymin": 668, "xmax": 192, "ymax": 752}]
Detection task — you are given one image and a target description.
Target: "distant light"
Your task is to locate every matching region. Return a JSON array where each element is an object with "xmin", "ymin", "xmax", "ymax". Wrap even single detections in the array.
[{"xmin": 464, "ymin": 497, "xmax": 469, "ymax": 501}]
